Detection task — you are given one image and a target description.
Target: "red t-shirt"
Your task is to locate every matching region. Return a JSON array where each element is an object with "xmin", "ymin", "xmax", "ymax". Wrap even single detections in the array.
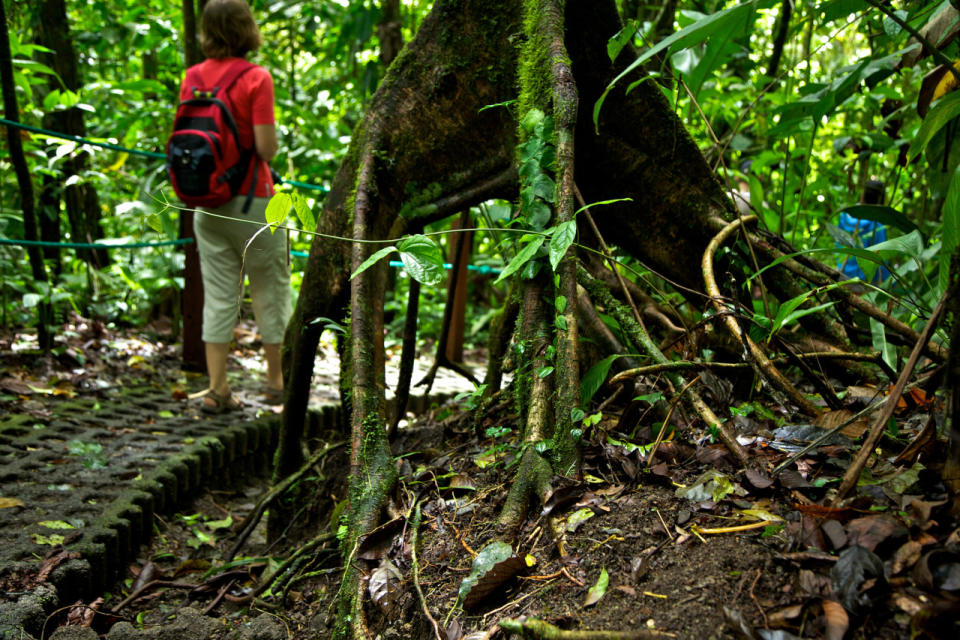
[{"xmin": 179, "ymin": 57, "xmax": 275, "ymax": 198}]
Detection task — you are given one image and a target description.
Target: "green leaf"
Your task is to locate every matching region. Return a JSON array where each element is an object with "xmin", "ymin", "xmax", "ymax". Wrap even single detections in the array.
[
  {"xmin": 941, "ymin": 164, "xmax": 960, "ymax": 293},
  {"xmin": 909, "ymin": 90, "xmax": 960, "ymax": 161},
  {"xmin": 566, "ymin": 507, "xmax": 595, "ymax": 533},
  {"xmin": 869, "ymin": 317, "xmax": 896, "ymax": 372},
  {"xmin": 350, "ymin": 246, "xmax": 396, "ymax": 281},
  {"xmin": 580, "ymin": 354, "xmax": 624, "ymax": 406},
  {"xmin": 574, "ymin": 197, "xmax": 633, "ymax": 216},
  {"xmin": 495, "ymin": 236, "xmax": 544, "ymax": 284},
  {"xmin": 38, "ymin": 520, "xmax": 75, "ymax": 529},
  {"xmin": 458, "ymin": 541, "xmax": 514, "ymax": 602},
  {"xmin": 771, "ymin": 301, "xmax": 837, "ymax": 340},
  {"xmin": 549, "ymin": 220, "xmax": 577, "ymax": 271},
  {"xmin": 607, "ymin": 20, "xmax": 638, "ymax": 62},
  {"xmin": 531, "ymin": 174, "xmax": 556, "ymax": 203},
  {"xmin": 206, "ymin": 516, "xmax": 233, "ymax": 530},
  {"xmin": 555, "ymin": 295, "xmax": 567, "ymax": 314},
  {"xmin": 264, "ymin": 192, "xmax": 291, "ymax": 232},
  {"xmin": 291, "ymin": 192, "xmax": 315, "ymax": 231},
  {"xmin": 537, "ymin": 366, "xmax": 554, "ymax": 378},
  {"xmin": 521, "ymin": 108, "xmax": 545, "ymax": 133},
  {"xmin": 398, "ymin": 235, "xmax": 445, "ymax": 285},
  {"xmin": 868, "ymin": 229, "xmax": 924, "ymax": 261},
  {"xmin": 146, "ymin": 213, "xmax": 162, "ymax": 234},
  {"xmin": 840, "ymin": 204, "xmax": 918, "ymax": 236},
  {"xmin": 594, "ymin": 1, "xmax": 756, "ymax": 130},
  {"xmin": 525, "ymin": 200, "xmax": 553, "ymax": 231},
  {"xmin": 584, "ymin": 567, "xmax": 609, "ymax": 607}
]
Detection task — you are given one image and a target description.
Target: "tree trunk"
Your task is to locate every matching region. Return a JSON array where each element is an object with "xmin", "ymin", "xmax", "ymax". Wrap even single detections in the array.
[
  {"xmin": 36, "ymin": 0, "xmax": 108, "ymax": 269},
  {"xmin": 1, "ymin": 0, "xmax": 52, "ymax": 350}
]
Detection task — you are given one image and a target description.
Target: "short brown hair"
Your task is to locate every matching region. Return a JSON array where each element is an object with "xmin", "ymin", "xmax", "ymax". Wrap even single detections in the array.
[{"xmin": 201, "ymin": 0, "xmax": 262, "ymax": 59}]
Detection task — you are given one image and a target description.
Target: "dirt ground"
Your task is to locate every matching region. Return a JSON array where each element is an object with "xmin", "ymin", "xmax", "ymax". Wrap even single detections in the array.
[{"xmin": 4, "ymin": 322, "xmax": 960, "ymax": 639}]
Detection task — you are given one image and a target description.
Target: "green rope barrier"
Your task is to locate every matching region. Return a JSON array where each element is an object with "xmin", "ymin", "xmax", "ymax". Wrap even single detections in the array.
[
  {"xmin": 0, "ymin": 237, "xmax": 194, "ymax": 250},
  {"xmin": 1, "ymin": 116, "xmax": 164, "ymax": 159},
  {"xmin": 0, "ymin": 116, "xmax": 327, "ymax": 192}
]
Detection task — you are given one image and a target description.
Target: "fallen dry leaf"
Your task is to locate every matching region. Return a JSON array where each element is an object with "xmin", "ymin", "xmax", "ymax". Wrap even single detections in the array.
[
  {"xmin": 845, "ymin": 515, "xmax": 907, "ymax": 551},
  {"xmin": 892, "ymin": 541, "xmax": 923, "ymax": 575},
  {"xmin": 0, "ymin": 497, "xmax": 25, "ymax": 509},
  {"xmin": 822, "ymin": 598, "xmax": 849, "ymax": 640}
]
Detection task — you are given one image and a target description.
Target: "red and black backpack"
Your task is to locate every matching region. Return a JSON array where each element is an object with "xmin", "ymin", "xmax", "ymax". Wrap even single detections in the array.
[{"xmin": 167, "ymin": 60, "xmax": 258, "ymax": 212}]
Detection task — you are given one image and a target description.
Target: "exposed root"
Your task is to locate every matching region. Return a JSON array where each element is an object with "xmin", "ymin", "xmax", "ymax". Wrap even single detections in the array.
[
  {"xmin": 579, "ymin": 267, "xmax": 750, "ymax": 466},
  {"xmin": 411, "ymin": 502, "xmax": 445, "ymax": 640},
  {"xmin": 228, "ymin": 441, "xmax": 345, "ymax": 561},
  {"xmin": 391, "ymin": 279, "xmax": 421, "ymax": 435},
  {"xmin": 702, "ymin": 216, "xmax": 819, "ymax": 416}
]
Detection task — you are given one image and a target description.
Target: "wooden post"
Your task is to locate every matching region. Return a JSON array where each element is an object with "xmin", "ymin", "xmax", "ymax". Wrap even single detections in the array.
[
  {"xmin": 444, "ymin": 213, "xmax": 473, "ymax": 363},
  {"xmin": 179, "ymin": 0, "xmax": 205, "ymax": 371}
]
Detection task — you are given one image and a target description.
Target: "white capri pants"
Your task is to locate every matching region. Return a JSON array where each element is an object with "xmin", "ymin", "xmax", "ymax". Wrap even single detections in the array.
[{"xmin": 194, "ymin": 195, "xmax": 292, "ymax": 344}]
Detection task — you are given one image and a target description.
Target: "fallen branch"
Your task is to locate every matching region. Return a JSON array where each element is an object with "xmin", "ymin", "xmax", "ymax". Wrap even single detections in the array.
[
  {"xmin": 832, "ymin": 292, "xmax": 947, "ymax": 504},
  {"xmin": 499, "ymin": 617, "xmax": 675, "ymax": 639},
  {"xmin": 702, "ymin": 216, "xmax": 818, "ymax": 415}
]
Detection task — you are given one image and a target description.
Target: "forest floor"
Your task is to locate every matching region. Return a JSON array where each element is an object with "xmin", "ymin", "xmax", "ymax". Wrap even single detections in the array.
[{"xmin": 2, "ymin": 319, "xmax": 959, "ymax": 640}]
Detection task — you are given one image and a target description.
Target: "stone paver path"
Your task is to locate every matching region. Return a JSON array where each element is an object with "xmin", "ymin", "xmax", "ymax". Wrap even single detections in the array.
[{"xmin": 0, "ymin": 345, "xmax": 481, "ymax": 639}]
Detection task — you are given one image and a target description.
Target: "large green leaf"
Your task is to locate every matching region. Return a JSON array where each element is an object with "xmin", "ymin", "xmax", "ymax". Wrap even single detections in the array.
[
  {"xmin": 495, "ymin": 236, "xmax": 544, "ymax": 284},
  {"xmin": 909, "ymin": 90, "xmax": 960, "ymax": 160},
  {"xmin": 941, "ymin": 164, "xmax": 960, "ymax": 294},
  {"xmin": 580, "ymin": 354, "xmax": 625, "ymax": 406},
  {"xmin": 549, "ymin": 220, "xmax": 577, "ymax": 271},
  {"xmin": 594, "ymin": 1, "xmax": 757, "ymax": 130},
  {"xmin": 839, "ymin": 205, "xmax": 919, "ymax": 236},
  {"xmin": 397, "ymin": 235, "xmax": 445, "ymax": 285},
  {"xmin": 350, "ymin": 246, "xmax": 396, "ymax": 281},
  {"xmin": 264, "ymin": 192, "xmax": 292, "ymax": 232}
]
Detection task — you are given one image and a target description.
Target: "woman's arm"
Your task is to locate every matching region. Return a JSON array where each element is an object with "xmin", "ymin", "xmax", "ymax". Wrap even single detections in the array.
[{"xmin": 253, "ymin": 123, "xmax": 278, "ymax": 162}]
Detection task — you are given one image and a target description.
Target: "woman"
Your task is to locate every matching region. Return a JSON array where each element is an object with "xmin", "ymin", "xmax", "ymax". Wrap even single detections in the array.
[{"xmin": 186, "ymin": 0, "xmax": 290, "ymax": 412}]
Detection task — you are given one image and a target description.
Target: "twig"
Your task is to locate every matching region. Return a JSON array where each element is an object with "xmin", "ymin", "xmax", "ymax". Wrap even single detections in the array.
[
  {"xmin": 647, "ymin": 376, "xmax": 700, "ymax": 467},
  {"xmin": 412, "ymin": 502, "xmax": 445, "ymax": 640},
  {"xmin": 561, "ymin": 567, "xmax": 584, "ymax": 587},
  {"xmin": 202, "ymin": 578, "xmax": 236, "ymax": 615},
  {"xmin": 111, "ymin": 580, "xmax": 199, "ymax": 613},
  {"xmin": 832, "ymin": 292, "xmax": 947, "ymax": 504},
  {"xmin": 702, "ymin": 216, "xmax": 819, "ymax": 415},
  {"xmin": 576, "ymin": 185, "xmax": 647, "ymax": 332},
  {"xmin": 483, "ymin": 580, "xmax": 558, "ymax": 622},
  {"xmin": 749, "ymin": 568, "xmax": 768, "ymax": 629}
]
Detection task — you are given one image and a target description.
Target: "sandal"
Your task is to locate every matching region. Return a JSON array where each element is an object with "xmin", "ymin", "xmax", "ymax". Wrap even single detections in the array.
[
  {"xmin": 264, "ymin": 387, "xmax": 284, "ymax": 405},
  {"xmin": 202, "ymin": 390, "xmax": 242, "ymax": 415}
]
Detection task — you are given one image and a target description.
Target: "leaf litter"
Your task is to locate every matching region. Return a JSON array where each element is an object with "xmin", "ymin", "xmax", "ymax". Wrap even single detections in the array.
[{"xmin": 4, "ymin": 323, "xmax": 960, "ymax": 639}]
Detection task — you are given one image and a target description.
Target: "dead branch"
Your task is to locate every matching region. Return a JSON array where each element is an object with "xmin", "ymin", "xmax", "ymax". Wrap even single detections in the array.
[
  {"xmin": 832, "ymin": 292, "xmax": 947, "ymax": 504},
  {"xmin": 703, "ymin": 216, "xmax": 819, "ymax": 415}
]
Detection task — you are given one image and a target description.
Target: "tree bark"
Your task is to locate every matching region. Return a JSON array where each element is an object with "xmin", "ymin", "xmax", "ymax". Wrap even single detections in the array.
[
  {"xmin": 0, "ymin": 0, "xmax": 52, "ymax": 349},
  {"xmin": 36, "ymin": 0, "xmax": 108, "ymax": 269}
]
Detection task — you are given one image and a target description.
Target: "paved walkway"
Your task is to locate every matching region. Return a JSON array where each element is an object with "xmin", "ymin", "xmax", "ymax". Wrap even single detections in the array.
[{"xmin": 0, "ymin": 346, "xmax": 480, "ymax": 639}]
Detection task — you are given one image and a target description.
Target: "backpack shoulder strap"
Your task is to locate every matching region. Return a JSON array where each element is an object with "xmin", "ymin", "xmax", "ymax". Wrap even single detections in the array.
[{"xmin": 215, "ymin": 60, "xmax": 256, "ymax": 96}]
